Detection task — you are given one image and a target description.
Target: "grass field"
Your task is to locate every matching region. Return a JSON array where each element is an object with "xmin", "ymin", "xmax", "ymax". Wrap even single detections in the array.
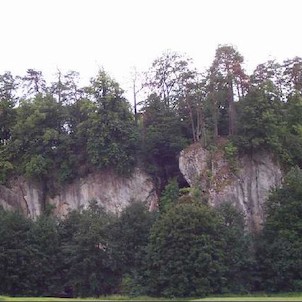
[{"xmin": 1, "ymin": 294, "xmax": 302, "ymax": 301}]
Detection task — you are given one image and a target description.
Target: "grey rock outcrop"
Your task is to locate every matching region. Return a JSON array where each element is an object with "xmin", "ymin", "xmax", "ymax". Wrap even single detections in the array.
[
  {"xmin": 0, "ymin": 168, "xmax": 157, "ymax": 218},
  {"xmin": 0, "ymin": 177, "xmax": 43, "ymax": 217},
  {"xmin": 179, "ymin": 143, "xmax": 283, "ymax": 231},
  {"xmin": 49, "ymin": 168, "xmax": 158, "ymax": 216}
]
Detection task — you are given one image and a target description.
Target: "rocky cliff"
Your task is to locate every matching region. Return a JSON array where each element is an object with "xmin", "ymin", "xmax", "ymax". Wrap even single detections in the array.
[
  {"xmin": 179, "ymin": 142, "xmax": 283, "ymax": 231},
  {"xmin": 0, "ymin": 142, "xmax": 283, "ymax": 230},
  {"xmin": 0, "ymin": 168, "xmax": 158, "ymax": 218}
]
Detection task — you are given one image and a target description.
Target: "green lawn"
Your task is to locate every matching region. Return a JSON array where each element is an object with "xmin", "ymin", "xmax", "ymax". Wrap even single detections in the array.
[
  {"xmin": 1, "ymin": 295, "xmax": 302, "ymax": 301},
  {"xmin": 0, "ymin": 297, "xmax": 174, "ymax": 302},
  {"xmin": 197, "ymin": 297, "xmax": 302, "ymax": 301},
  {"xmin": 3, "ymin": 298, "xmax": 183, "ymax": 301}
]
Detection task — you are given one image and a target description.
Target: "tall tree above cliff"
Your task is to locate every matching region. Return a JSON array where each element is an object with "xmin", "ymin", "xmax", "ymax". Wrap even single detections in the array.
[
  {"xmin": 144, "ymin": 50, "xmax": 207, "ymax": 141},
  {"xmin": 8, "ymin": 94, "xmax": 66, "ymax": 181},
  {"xmin": 21, "ymin": 69, "xmax": 47, "ymax": 99},
  {"xmin": 251, "ymin": 60, "xmax": 284, "ymax": 99},
  {"xmin": 282, "ymin": 57, "xmax": 302, "ymax": 100},
  {"xmin": 50, "ymin": 70, "xmax": 83, "ymax": 104},
  {"xmin": 0, "ymin": 72, "xmax": 18, "ymax": 145},
  {"xmin": 144, "ymin": 50, "xmax": 196, "ymax": 110},
  {"xmin": 208, "ymin": 45, "xmax": 248, "ymax": 137},
  {"xmin": 235, "ymin": 83, "xmax": 284, "ymax": 152},
  {"xmin": 81, "ymin": 69, "xmax": 138, "ymax": 174},
  {"xmin": 141, "ymin": 51, "xmax": 206, "ymax": 187},
  {"xmin": 250, "ymin": 57, "xmax": 302, "ymax": 102},
  {"xmin": 177, "ymin": 73, "xmax": 208, "ymax": 144},
  {"xmin": 282, "ymin": 93, "xmax": 302, "ymax": 168}
]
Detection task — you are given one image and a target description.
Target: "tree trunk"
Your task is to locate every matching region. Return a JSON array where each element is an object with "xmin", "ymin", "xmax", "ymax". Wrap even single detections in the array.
[
  {"xmin": 213, "ymin": 94, "xmax": 218, "ymax": 141},
  {"xmin": 228, "ymin": 79, "xmax": 236, "ymax": 135},
  {"xmin": 187, "ymin": 98, "xmax": 196, "ymax": 142},
  {"xmin": 133, "ymin": 80, "xmax": 138, "ymax": 126}
]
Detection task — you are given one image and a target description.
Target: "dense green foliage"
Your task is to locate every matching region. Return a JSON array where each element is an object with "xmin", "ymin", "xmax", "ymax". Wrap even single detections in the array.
[
  {"xmin": 1, "ymin": 46, "xmax": 302, "ymax": 187},
  {"xmin": 1, "ymin": 46, "xmax": 302, "ymax": 298},
  {"xmin": 255, "ymin": 167, "xmax": 302, "ymax": 292},
  {"xmin": 0, "ymin": 208, "xmax": 34, "ymax": 295},
  {"xmin": 0, "ymin": 70, "xmax": 137, "ymax": 186},
  {"xmin": 108, "ymin": 202, "xmax": 157, "ymax": 295},
  {"xmin": 145, "ymin": 201, "xmax": 251, "ymax": 297},
  {"xmin": 0, "ymin": 200, "xmax": 252, "ymax": 298}
]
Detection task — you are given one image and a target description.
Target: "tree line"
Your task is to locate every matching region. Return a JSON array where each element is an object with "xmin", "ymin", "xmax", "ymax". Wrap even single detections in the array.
[
  {"xmin": 1, "ymin": 45, "xmax": 302, "ymax": 191},
  {"xmin": 1, "ymin": 166, "xmax": 302, "ymax": 297}
]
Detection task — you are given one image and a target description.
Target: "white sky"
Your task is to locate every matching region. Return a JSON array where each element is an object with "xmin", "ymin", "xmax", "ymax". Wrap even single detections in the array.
[{"xmin": 1, "ymin": 0, "xmax": 302, "ymax": 101}]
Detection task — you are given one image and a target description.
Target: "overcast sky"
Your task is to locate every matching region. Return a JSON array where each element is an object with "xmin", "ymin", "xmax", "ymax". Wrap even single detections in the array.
[{"xmin": 1, "ymin": 0, "xmax": 301, "ymax": 99}]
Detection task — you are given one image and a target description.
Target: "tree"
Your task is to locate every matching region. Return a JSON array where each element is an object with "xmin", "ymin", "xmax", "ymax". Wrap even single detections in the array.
[
  {"xmin": 51, "ymin": 70, "xmax": 83, "ymax": 104},
  {"xmin": 21, "ymin": 69, "xmax": 47, "ymax": 98},
  {"xmin": 108, "ymin": 202, "xmax": 156, "ymax": 295},
  {"xmin": 144, "ymin": 50, "xmax": 196, "ymax": 110},
  {"xmin": 140, "ymin": 52, "xmax": 198, "ymax": 189},
  {"xmin": 208, "ymin": 45, "xmax": 248, "ymax": 137},
  {"xmin": 9, "ymin": 94, "xmax": 66, "ymax": 180},
  {"xmin": 145, "ymin": 201, "xmax": 225, "ymax": 297},
  {"xmin": 177, "ymin": 72, "xmax": 209, "ymax": 144},
  {"xmin": 0, "ymin": 72, "xmax": 18, "ymax": 145},
  {"xmin": 0, "ymin": 207, "xmax": 34, "ymax": 295},
  {"xmin": 283, "ymin": 94, "xmax": 302, "ymax": 167},
  {"xmin": 215, "ymin": 203, "xmax": 254, "ymax": 293},
  {"xmin": 235, "ymin": 83, "xmax": 285, "ymax": 152},
  {"xmin": 282, "ymin": 57, "xmax": 302, "ymax": 97},
  {"xmin": 59, "ymin": 201, "xmax": 118, "ymax": 297},
  {"xmin": 131, "ymin": 67, "xmax": 144, "ymax": 126},
  {"xmin": 256, "ymin": 167, "xmax": 302, "ymax": 292},
  {"xmin": 235, "ymin": 58, "xmax": 302, "ymax": 167},
  {"xmin": 26, "ymin": 213, "xmax": 63, "ymax": 296},
  {"xmin": 143, "ymin": 50, "xmax": 207, "ymax": 143},
  {"xmin": 251, "ymin": 60, "xmax": 285, "ymax": 100},
  {"xmin": 141, "ymin": 94, "xmax": 188, "ymax": 190},
  {"xmin": 81, "ymin": 69, "xmax": 138, "ymax": 174},
  {"xmin": 0, "ymin": 72, "xmax": 17, "ymax": 183}
]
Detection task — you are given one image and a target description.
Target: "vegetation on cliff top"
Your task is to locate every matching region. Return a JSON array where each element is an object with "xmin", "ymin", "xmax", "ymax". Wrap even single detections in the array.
[{"xmin": 1, "ymin": 45, "xmax": 302, "ymax": 191}]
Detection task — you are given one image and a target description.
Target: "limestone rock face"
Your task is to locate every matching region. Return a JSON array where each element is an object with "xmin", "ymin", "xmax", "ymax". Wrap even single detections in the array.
[
  {"xmin": 179, "ymin": 143, "xmax": 283, "ymax": 231},
  {"xmin": 49, "ymin": 168, "xmax": 158, "ymax": 216},
  {"xmin": 0, "ymin": 168, "xmax": 157, "ymax": 218},
  {"xmin": 0, "ymin": 177, "xmax": 43, "ymax": 217}
]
